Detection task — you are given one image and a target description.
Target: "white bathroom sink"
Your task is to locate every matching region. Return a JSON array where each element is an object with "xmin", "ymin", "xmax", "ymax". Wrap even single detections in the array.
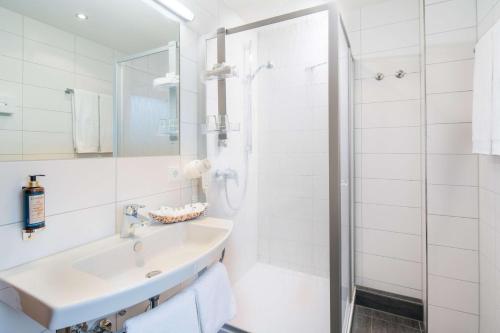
[{"xmin": 0, "ymin": 217, "xmax": 232, "ymax": 330}]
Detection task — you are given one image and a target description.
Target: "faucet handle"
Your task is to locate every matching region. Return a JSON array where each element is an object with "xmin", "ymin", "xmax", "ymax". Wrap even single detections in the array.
[{"xmin": 124, "ymin": 204, "xmax": 146, "ymax": 217}]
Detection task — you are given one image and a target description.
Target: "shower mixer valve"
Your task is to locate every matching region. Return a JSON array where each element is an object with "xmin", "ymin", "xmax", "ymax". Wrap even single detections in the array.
[{"xmin": 215, "ymin": 168, "xmax": 239, "ymax": 186}]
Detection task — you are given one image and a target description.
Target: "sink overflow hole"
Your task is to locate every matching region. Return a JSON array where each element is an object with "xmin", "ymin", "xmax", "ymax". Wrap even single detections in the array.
[{"xmin": 146, "ymin": 270, "xmax": 162, "ymax": 278}]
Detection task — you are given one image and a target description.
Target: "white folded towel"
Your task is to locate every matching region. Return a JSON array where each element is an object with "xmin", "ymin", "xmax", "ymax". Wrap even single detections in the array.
[
  {"xmin": 124, "ymin": 290, "xmax": 201, "ymax": 333},
  {"xmin": 73, "ymin": 89, "xmax": 100, "ymax": 153},
  {"xmin": 190, "ymin": 262, "xmax": 236, "ymax": 333},
  {"xmin": 98, "ymin": 94, "xmax": 113, "ymax": 153}
]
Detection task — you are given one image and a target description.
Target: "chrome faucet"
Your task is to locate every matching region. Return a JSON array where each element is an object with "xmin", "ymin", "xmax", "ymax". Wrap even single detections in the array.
[{"xmin": 121, "ymin": 204, "xmax": 148, "ymax": 238}]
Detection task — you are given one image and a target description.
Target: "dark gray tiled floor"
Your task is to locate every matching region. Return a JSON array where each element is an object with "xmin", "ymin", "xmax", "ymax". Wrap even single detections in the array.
[{"xmin": 351, "ymin": 305, "xmax": 425, "ymax": 333}]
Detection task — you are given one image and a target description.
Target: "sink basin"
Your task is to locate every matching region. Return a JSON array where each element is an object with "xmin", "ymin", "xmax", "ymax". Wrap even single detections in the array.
[{"xmin": 0, "ymin": 217, "xmax": 232, "ymax": 330}]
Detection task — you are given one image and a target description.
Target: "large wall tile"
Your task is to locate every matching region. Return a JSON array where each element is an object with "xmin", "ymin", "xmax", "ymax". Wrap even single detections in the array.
[
  {"xmin": 427, "ymin": 91, "xmax": 472, "ymax": 124},
  {"xmin": 23, "ymin": 39, "xmax": 75, "ymax": 72},
  {"xmin": 361, "ymin": 154, "xmax": 420, "ymax": 180},
  {"xmin": 361, "ymin": 100, "xmax": 421, "ymax": 128},
  {"xmin": 428, "ymin": 245, "xmax": 479, "ymax": 281},
  {"xmin": 427, "ymin": 154, "xmax": 478, "ymax": 186},
  {"xmin": 75, "ymin": 37, "xmax": 114, "ymax": 64},
  {"xmin": 116, "ymin": 156, "xmax": 181, "ymax": 201},
  {"xmin": 75, "ymin": 75, "xmax": 112, "ymax": 95},
  {"xmin": 22, "ymin": 132, "xmax": 74, "ymax": 154},
  {"xmin": 23, "ymin": 85, "xmax": 71, "ymax": 112},
  {"xmin": 428, "ymin": 214, "xmax": 478, "ymax": 250},
  {"xmin": 180, "ymin": 57, "xmax": 198, "ymax": 93},
  {"xmin": 356, "ymin": 252, "xmax": 422, "ymax": 290},
  {"xmin": 75, "ymin": 55, "xmax": 113, "ymax": 82},
  {"xmin": 23, "ymin": 62, "xmax": 75, "ymax": 91},
  {"xmin": 362, "ymin": 179, "xmax": 421, "ymax": 207},
  {"xmin": 23, "ymin": 17, "xmax": 74, "ymax": 52},
  {"xmin": 358, "ymin": 203, "xmax": 421, "ymax": 235},
  {"xmin": 426, "ymin": 59, "xmax": 473, "ymax": 93},
  {"xmin": 23, "ymin": 109, "xmax": 72, "ymax": 133},
  {"xmin": 362, "ymin": 127, "xmax": 420, "ymax": 153},
  {"xmin": 0, "ymin": 30, "xmax": 22, "ymax": 59},
  {"xmin": 477, "ymin": 5, "xmax": 495, "ymax": 37},
  {"xmin": 0, "ymin": 7, "xmax": 22, "ymax": 35},
  {"xmin": 0, "ymin": 55, "xmax": 22, "ymax": 82},
  {"xmin": 427, "ymin": 123, "xmax": 472, "ymax": 154},
  {"xmin": 361, "ymin": 20, "xmax": 420, "ymax": 53},
  {"xmin": 428, "ymin": 305, "xmax": 479, "ymax": 333},
  {"xmin": 0, "ymin": 130, "xmax": 21, "ymax": 154},
  {"xmin": 426, "ymin": 27, "xmax": 476, "ymax": 64},
  {"xmin": 180, "ymin": 89, "xmax": 198, "ymax": 124},
  {"xmin": 477, "ymin": 0, "xmax": 498, "ymax": 22},
  {"xmin": 425, "ymin": 0, "xmax": 476, "ymax": 35},
  {"xmin": 428, "ymin": 274, "xmax": 479, "ymax": 314},
  {"xmin": 356, "ymin": 228, "xmax": 421, "ymax": 262},
  {"xmin": 428, "ymin": 185, "xmax": 478, "ymax": 218},
  {"xmin": 361, "ymin": 0, "xmax": 419, "ymax": 29},
  {"xmin": 0, "ymin": 80, "xmax": 21, "ymax": 106},
  {"xmin": 355, "ymin": 275, "xmax": 421, "ymax": 299},
  {"xmin": 180, "ymin": 25, "xmax": 198, "ymax": 62}
]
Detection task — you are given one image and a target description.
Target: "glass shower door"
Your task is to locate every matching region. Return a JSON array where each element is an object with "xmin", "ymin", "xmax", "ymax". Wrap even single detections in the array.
[{"xmin": 202, "ymin": 5, "xmax": 354, "ymax": 333}]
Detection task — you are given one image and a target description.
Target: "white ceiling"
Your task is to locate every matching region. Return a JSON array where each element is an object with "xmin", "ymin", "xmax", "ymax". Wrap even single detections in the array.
[
  {"xmin": 222, "ymin": 0, "xmax": 389, "ymax": 22},
  {"xmin": 0, "ymin": 0, "xmax": 180, "ymax": 54}
]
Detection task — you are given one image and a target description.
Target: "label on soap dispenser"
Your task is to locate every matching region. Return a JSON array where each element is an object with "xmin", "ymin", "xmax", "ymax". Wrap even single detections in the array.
[{"xmin": 28, "ymin": 194, "xmax": 45, "ymax": 224}]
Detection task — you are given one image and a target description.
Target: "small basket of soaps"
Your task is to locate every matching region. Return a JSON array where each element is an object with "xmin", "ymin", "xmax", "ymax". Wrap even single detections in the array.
[{"xmin": 149, "ymin": 202, "xmax": 208, "ymax": 224}]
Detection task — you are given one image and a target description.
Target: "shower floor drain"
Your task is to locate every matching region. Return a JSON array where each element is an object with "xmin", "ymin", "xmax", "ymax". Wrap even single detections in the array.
[{"xmin": 146, "ymin": 270, "xmax": 162, "ymax": 278}]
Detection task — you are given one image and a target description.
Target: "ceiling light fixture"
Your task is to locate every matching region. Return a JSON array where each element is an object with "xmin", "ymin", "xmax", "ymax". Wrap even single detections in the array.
[
  {"xmin": 75, "ymin": 13, "xmax": 88, "ymax": 20},
  {"xmin": 153, "ymin": 0, "xmax": 194, "ymax": 21}
]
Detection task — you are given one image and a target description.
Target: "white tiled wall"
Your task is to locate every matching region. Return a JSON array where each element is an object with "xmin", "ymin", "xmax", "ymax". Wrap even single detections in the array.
[
  {"xmin": 0, "ymin": 7, "xmax": 117, "ymax": 160},
  {"xmin": 424, "ymin": 0, "xmax": 479, "ymax": 332},
  {"xmin": 345, "ymin": 0, "xmax": 425, "ymax": 299},
  {"xmin": 346, "ymin": 0, "xmax": 481, "ymax": 326},
  {"xmin": 0, "ymin": 5, "xmax": 204, "ymax": 333},
  {"xmin": 476, "ymin": 1, "xmax": 500, "ymax": 332},
  {"xmin": 255, "ymin": 12, "xmax": 329, "ymax": 277}
]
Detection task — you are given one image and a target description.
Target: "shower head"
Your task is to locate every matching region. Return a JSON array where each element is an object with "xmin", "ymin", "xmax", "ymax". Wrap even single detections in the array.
[{"xmin": 249, "ymin": 61, "xmax": 274, "ymax": 80}]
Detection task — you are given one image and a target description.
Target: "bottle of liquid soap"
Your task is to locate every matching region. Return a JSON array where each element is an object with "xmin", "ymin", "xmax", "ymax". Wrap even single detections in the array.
[{"xmin": 23, "ymin": 175, "xmax": 46, "ymax": 231}]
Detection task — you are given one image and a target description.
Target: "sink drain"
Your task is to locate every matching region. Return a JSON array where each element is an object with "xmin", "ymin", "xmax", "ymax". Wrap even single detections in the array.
[{"xmin": 146, "ymin": 270, "xmax": 162, "ymax": 278}]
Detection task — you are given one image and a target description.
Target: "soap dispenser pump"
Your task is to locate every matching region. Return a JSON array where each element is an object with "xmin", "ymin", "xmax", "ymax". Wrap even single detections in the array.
[{"xmin": 23, "ymin": 175, "xmax": 46, "ymax": 232}]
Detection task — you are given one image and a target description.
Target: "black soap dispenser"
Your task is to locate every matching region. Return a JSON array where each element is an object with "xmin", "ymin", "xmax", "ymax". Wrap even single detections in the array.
[{"xmin": 23, "ymin": 175, "xmax": 46, "ymax": 231}]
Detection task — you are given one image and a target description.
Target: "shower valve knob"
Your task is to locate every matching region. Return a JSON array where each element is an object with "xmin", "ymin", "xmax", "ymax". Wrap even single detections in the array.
[{"xmin": 215, "ymin": 168, "xmax": 239, "ymax": 186}]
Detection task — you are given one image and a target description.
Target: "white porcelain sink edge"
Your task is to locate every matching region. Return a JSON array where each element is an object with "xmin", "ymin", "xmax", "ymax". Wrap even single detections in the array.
[{"xmin": 0, "ymin": 217, "xmax": 233, "ymax": 330}]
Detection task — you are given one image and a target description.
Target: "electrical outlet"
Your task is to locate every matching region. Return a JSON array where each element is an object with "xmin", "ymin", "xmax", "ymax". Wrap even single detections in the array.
[{"xmin": 167, "ymin": 167, "xmax": 180, "ymax": 182}]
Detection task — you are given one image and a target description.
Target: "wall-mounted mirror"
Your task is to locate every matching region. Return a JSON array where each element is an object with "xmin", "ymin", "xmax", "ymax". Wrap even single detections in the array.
[{"xmin": 0, "ymin": 0, "xmax": 180, "ymax": 161}]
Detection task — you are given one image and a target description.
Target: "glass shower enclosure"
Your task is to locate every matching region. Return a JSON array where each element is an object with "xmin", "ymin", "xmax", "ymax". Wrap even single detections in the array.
[{"xmin": 202, "ymin": 4, "xmax": 354, "ymax": 332}]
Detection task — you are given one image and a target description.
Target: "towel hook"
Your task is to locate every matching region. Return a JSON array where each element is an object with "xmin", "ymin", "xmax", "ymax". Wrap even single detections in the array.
[
  {"xmin": 374, "ymin": 72, "xmax": 384, "ymax": 81},
  {"xmin": 395, "ymin": 69, "xmax": 406, "ymax": 79}
]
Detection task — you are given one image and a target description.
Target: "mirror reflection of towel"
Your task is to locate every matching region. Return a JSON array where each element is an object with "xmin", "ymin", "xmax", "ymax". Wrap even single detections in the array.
[
  {"xmin": 99, "ymin": 94, "xmax": 113, "ymax": 153},
  {"xmin": 73, "ymin": 89, "xmax": 100, "ymax": 153}
]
